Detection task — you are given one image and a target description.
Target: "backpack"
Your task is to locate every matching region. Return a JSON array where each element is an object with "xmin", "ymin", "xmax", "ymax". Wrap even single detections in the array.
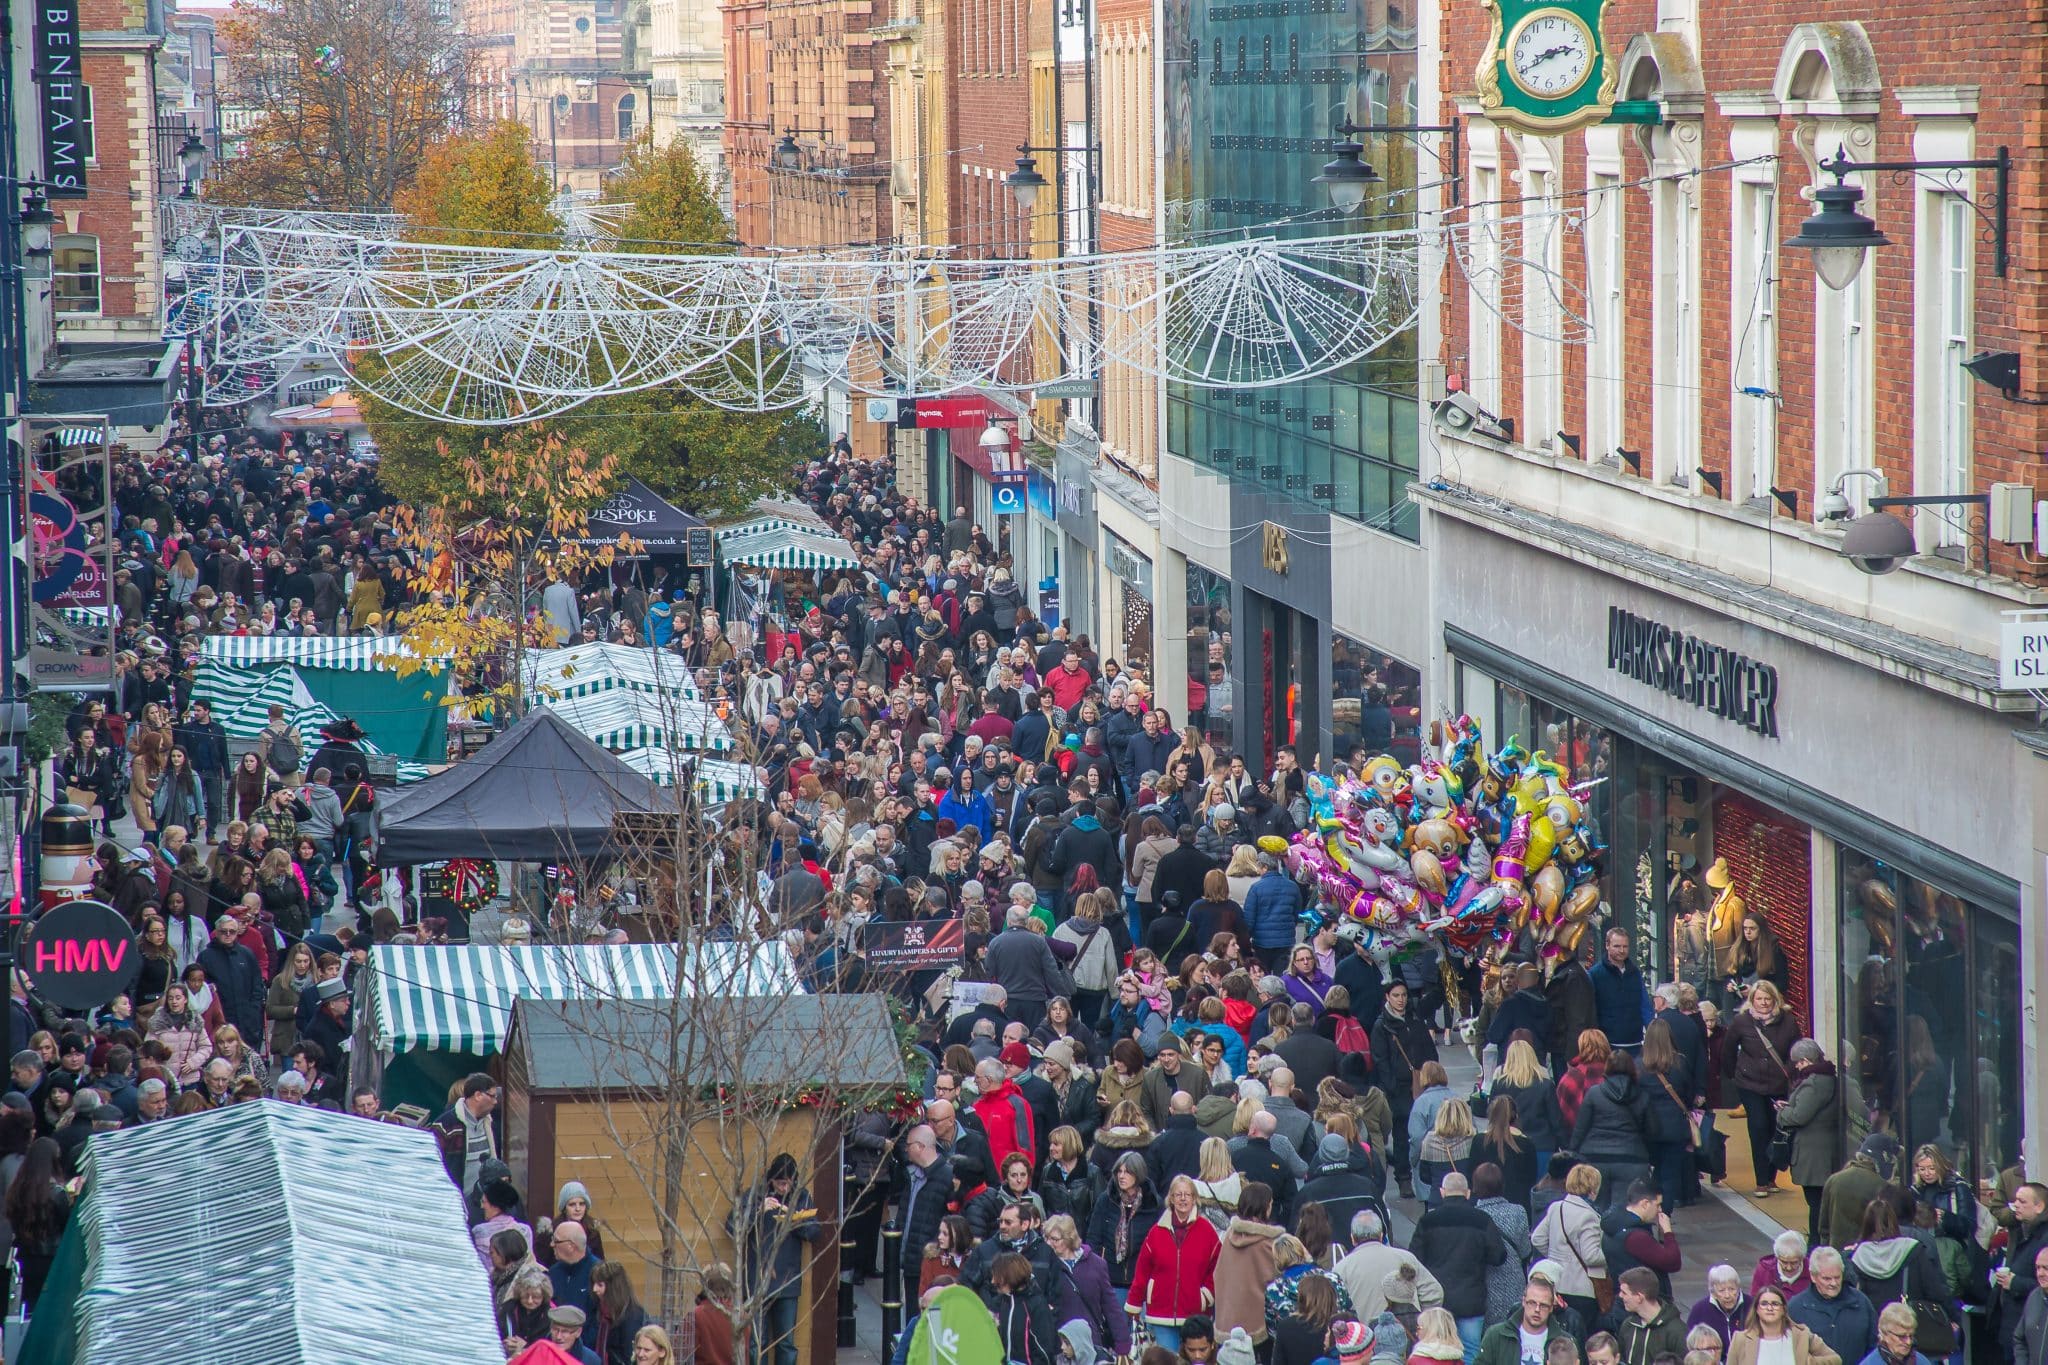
[
  {"xmin": 265, "ymin": 727, "xmax": 302, "ymax": 776},
  {"xmin": 1331, "ymin": 1013, "xmax": 1371, "ymax": 1063}
]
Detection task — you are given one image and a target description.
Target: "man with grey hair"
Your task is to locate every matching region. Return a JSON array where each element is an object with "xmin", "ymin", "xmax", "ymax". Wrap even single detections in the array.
[
  {"xmin": 968, "ymin": 1016, "xmax": 1002, "ymax": 1063},
  {"xmin": 1410, "ymin": 1170, "xmax": 1506, "ymax": 1361},
  {"xmin": 274, "ymin": 1070, "xmax": 309, "ymax": 1104},
  {"xmin": 1788, "ymin": 1245, "xmax": 1876, "ymax": 1364},
  {"xmin": 1242, "ymin": 849, "xmax": 1304, "ymax": 973},
  {"xmin": 984, "ymin": 908, "xmax": 1061, "ymax": 1028},
  {"xmin": 135, "ymin": 1078, "xmax": 169, "ymax": 1123},
  {"xmin": 1335, "ymin": 1208, "xmax": 1444, "ymax": 1318}
]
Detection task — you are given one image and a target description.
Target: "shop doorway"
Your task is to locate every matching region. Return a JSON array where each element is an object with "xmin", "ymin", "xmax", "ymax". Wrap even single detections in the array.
[{"xmin": 1246, "ymin": 590, "xmax": 1311, "ymax": 771}]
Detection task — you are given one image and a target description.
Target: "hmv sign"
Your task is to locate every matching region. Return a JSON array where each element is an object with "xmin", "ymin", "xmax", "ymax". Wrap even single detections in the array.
[{"xmin": 22, "ymin": 900, "xmax": 139, "ymax": 1010}]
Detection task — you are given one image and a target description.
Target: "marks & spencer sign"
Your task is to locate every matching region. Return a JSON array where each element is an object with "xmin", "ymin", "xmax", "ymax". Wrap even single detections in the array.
[{"xmin": 1605, "ymin": 606, "xmax": 1779, "ymax": 739}]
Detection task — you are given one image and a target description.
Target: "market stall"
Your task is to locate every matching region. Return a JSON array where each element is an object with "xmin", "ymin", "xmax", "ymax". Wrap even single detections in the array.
[
  {"xmin": 500, "ymin": 993, "xmax": 907, "ymax": 1365},
  {"xmin": 16, "ymin": 1102, "xmax": 499, "ymax": 1365},
  {"xmin": 196, "ymin": 632, "xmax": 451, "ymax": 764},
  {"xmin": 374, "ymin": 706, "xmax": 664, "ymax": 866},
  {"xmin": 353, "ymin": 939, "xmax": 800, "ymax": 1112}
]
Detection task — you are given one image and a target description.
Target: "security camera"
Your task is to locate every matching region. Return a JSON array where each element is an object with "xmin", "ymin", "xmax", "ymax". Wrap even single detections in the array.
[
  {"xmin": 1817, "ymin": 490, "xmax": 1852, "ymax": 522},
  {"xmin": 1432, "ymin": 391, "xmax": 1484, "ymax": 434},
  {"xmin": 1838, "ymin": 510, "xmax": 1915, "ymax": 576}
]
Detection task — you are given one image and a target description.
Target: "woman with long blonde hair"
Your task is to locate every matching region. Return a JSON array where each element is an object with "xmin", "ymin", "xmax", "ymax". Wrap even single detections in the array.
[{"xmin": 1492, "ymin": 1037, "xmax": 1564, "ymax": 1168}]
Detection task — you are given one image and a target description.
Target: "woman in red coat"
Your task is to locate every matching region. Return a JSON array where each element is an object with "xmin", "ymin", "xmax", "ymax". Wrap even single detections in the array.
[{"xmin": 1126, "ymin": 1174, "xmax": 1220, "ymax": 1355}]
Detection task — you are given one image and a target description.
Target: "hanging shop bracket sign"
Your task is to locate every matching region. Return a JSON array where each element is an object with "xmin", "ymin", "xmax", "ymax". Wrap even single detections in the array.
[{"xmin": 1605, "ymin": 606, "xmax": 1779, "ymax": 739}]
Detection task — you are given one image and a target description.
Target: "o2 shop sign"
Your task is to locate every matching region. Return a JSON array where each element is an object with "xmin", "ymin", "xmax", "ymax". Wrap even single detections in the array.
[{"xmin": 21, "ymin": 900, "xmax": 140, "ymax": 1011}]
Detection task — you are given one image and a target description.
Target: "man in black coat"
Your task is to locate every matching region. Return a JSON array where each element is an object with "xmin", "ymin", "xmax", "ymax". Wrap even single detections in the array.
[
  {"xmin": 1409, "ymin": 1171, "xmax": 1507, "ymax": 1339},
  {"xmin": 1545, "ymin": 956, "xmax": 1599, "ymax": 1077},
  {"xmin": 943, "ymin": 988, "xmax": 1011, "ymax": 1048},
  {"xmin": 1997, "ymin": 1183, "xmax": 2048, "ymax": 1352},
  {"xmin": 195, "ymin": 913, "xmax": 265, "ymax": 1043},
  {"xmin": 1231, "ymin": 1111, "xmax": 1300, "ymax": 1222},
  {"xmin": 890, "ymin": 1125, "xmax": 954, "ymax": 1307},
  {"xmin": 1332, "ymin": 939, "xmax": 1385, "ymax": 1029},
  {"xmin": 1151, "ymin": 825, "xmax": 1216, "ymax": 919},
  {"xmin": 1145, "ymin": 1092, "xmax": 1208, "ymax": 1187},
  {"xmin": 1277, "ymin": 1019, "xmax": 1343, "ymax": 1095},
  {"xmin": 1296, "ymin": 1133, "xmax": 1387, "ymax": 1240}
]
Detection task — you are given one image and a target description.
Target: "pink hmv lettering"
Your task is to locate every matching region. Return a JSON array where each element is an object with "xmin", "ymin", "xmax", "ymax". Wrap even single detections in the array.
[{"xmin": 33, "ymin": 938, "xmax": 127, "ymax": 974}]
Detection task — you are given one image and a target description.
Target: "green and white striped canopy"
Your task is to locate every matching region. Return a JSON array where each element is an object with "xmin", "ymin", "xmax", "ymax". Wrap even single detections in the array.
[
  {"xmin": 718, "ymin": 524, "xmax": 861, "ymax": 572},
  {"xmin": 200, "ymin": 634, "xmax": 435, "ymax": 672},
  {"xmin": 521, "ymin": 642, "xmax": 701, "ymax": 701},
  {"xmin": 617, "ymin": 750, "xmax": 764, "ymax": 801},
  {"xmin": 188, "ymin": 660, "xmax": 433, "ymax": 783},
  {"xmin": 529, "ymin": 688, "xmax": 734, "ymax": 753},
  {"xmin": 366, "ymin": 941, "xmax": 799, "ymax": 1054}
]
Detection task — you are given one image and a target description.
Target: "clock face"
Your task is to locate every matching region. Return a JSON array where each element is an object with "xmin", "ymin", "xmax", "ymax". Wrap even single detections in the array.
[{"xmin": 1506, "ymin": 10, "xmax": 1595, "ymax": 99}]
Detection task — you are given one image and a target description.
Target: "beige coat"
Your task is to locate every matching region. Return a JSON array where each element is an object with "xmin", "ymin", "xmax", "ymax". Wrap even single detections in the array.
[{"xmin": 1725, "ymin": 1324, "xmax": 1842, "ymax": 1365}]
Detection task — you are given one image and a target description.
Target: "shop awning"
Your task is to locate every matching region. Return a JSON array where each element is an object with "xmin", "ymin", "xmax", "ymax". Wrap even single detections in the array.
[
  {"xmin": 718, "ymin": 524, "xmax": 860, "ymax": 572},
  {"xmin": 366, "ymin": 942, "xmax": 799, "ymax": 1054},
  {"xmin": 617, "ymin": 749, "xmax": 763, "ymax": 800}
]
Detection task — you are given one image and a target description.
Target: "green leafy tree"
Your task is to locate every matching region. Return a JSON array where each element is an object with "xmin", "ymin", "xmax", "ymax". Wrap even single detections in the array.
[
  {"xmin": 367, "ymin": 131, "xmax": 820, "ymax": 517},
  {"xmin": 393, "ymin": 121, "xmax": 559, "ymax": 247},
  {"xmin": 604, "ymin": 137, "xmax": 732, "ymax": 252}
]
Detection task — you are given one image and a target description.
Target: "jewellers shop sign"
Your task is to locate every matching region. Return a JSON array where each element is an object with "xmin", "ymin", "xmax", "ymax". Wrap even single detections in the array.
[
  {"xmin": 34, "ymin": 0, "xmax": 88, "ymax": 197},
  {"xmin": 1605, "ymin": 606, "xmax": 1780, "ymax": 739}
]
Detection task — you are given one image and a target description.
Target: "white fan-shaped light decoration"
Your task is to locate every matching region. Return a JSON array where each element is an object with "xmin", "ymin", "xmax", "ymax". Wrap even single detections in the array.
[{"xmin": 204, "ymin": 222, "xmax": 1441, "ymax": 422}]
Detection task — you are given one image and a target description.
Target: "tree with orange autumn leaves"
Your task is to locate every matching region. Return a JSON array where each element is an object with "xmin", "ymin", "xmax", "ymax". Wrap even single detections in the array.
[
  {"xmin": 381, "ymin": 426, "xmax": 627, "ymax": 720},
  {"xmin": 208, "ymin": 0, "xmax": 470, "ymax": 208}
]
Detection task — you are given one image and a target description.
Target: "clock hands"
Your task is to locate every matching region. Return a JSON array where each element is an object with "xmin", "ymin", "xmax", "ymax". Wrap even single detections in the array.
[{"xmin": 1526, "ymin": 43, "xmax": 1579, "ymax": 66}]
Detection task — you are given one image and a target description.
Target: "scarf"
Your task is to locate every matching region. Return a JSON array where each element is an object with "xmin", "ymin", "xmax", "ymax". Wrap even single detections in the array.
[{"xmin": 1114, "ymin": 1191, "xmax": 1141, "ymax": 1265}]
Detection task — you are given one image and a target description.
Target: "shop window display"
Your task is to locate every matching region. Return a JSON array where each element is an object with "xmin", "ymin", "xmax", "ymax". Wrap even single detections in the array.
[
  {"xmin": 1330, "ymin": 633, "xmax": 1421, "ymax": 765},
  {"xmin": 1185, "ymin": 565, "xmax": 1233, "ymax": 753},
  {"xmin": 1837, "ymin": 848, "xmax": 2019, "ymax": 1185}
]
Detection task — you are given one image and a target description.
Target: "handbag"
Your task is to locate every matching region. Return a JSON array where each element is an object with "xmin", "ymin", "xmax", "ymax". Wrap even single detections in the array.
[
  {"xmin": 1653, "ymin": 1073, "xmax": 1701, "ymax": 1149},
  {"xmin": 1907, "ymin": 1299, "xmax": 1958, "ymax": 1356},
  {"xmin": 1544, "ymin": 1201, "xmax": 1615, "ymax": 1312}
]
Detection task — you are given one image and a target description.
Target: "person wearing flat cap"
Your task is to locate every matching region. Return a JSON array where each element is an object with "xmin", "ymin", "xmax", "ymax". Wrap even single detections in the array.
[{"xmin": 546, "ymin": 1305, "xmax": 602, "ymax": 1365}]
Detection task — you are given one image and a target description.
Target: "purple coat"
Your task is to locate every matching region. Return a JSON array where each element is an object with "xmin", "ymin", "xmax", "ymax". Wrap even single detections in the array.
[
  {"xmin": 1284, "ymin": 968, "xmax": 1335, "ymax": 1015},
  {"xmin": 1053, "ymin": 1246, "xmax": 1129, "ymax": 1353}
]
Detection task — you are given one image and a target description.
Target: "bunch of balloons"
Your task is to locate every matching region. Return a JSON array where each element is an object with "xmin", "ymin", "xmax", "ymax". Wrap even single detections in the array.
[{"xmin": 1285, "ymin": 715, "xmax": 1606, "ymax": 964}]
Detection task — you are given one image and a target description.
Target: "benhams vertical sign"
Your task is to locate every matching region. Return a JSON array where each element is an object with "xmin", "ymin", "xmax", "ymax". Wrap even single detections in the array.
[{"xmin": 35, "ymin": 0, "xmax": 88, "ymax": 197}]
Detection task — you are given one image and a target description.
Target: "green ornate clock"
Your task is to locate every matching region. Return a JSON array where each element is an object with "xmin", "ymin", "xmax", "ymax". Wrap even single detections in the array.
[{"xmin": 1475, "ymin": 0, "xmax": 1617, "ymax": 134}]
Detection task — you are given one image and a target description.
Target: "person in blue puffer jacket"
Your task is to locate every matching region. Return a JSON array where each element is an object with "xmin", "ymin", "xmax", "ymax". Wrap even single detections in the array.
[{"xmin": 1239, "ymin": 852, "xmax": 1304, "ymax": 976}]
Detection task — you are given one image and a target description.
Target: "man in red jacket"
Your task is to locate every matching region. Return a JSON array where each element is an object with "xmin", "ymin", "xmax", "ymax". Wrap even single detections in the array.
[{"xmin": 970, "ymin": 1057, "xmax": 1036, "ymax": 1176}]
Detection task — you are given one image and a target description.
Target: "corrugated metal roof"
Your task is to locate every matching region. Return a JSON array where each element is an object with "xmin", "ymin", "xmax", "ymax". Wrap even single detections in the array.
[
  {"xmin": 53, "ymin": 1102, "xmax": 500, "ymax": 1365},
  {"xmin": 506, "ymin": 994, "xmax": 905, "ymax": 1091}
]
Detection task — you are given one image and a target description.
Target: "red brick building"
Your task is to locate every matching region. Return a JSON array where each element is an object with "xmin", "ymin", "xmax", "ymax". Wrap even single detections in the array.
[{"xmin": 1422, "ymin": 6, "xmax": 2048, "ymax": 1183}]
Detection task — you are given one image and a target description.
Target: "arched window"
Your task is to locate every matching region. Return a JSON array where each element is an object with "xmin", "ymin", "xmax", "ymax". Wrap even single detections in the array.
[
  {"xmin": 52, "ymin": 234, "xmax": 99, "ymax": 315},
  {"xmin": 617, "ymin": 92, "xmax": 636, "ymax": 141}
]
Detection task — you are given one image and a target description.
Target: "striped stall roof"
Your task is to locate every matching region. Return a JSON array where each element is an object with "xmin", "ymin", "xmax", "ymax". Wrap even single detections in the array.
[
  {"xmin": 366, "ymin": 941, "xmax": 799, "ymax": 1055},
  {"xmin": 616, "ymin": 749, "xmax": 764, "ymax": 801},
  {"xmin": 200, "ymin": 633, "xmax": 438, "ymax": 672},
  {"xmin": 188, "ymin": 661, "xmax": 432, "ymax": 783},
  {"xmin": 718, "ymin": 524, "xmax": 861, "ymax": 572},
  {"xmin": 521, "ymin": 641, "xmax": 701, "ymax": 701},
  {"xmin": 529, "ymin": 687, "xmax": 734, "ymax": 753}
]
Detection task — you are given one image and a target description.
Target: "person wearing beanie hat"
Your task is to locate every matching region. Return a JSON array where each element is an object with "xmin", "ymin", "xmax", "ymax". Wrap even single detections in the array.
[
  {"xmin": 1216, "ymin": 1325, "xmax": 1259, "ymax": 1365},
  {"xmin": 1363, "ymin": 1311, "xmax": 1408, "ymax": 1364}
]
